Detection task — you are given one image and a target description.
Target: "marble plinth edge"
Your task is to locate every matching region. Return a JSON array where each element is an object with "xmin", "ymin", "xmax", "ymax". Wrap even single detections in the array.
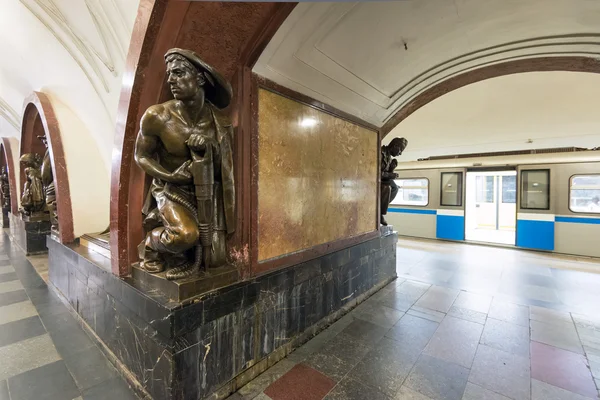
[
  {"xmin": 132, "ymin": 263, "xmax": 240, "ymax": 302},
  {"xmin": 47, "ymin": 233, "xmax": 398, "ymax": 400},
  {"xmin": 8, "ymin": 212, "xmax": 50, "ymax": 255}
]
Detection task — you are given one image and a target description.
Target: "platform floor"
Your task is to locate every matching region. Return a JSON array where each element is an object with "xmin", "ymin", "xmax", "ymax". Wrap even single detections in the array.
[
  {"xmin": 2, "ymin": 232, "xmax": 600, "ymax": 400},
  {"xmin": 0, "ymin": 232, "xmax": 137, "ymax": 400},
  {"xmin": 231, "ymin": 237, "xmax": 600, "ymax": 400}
]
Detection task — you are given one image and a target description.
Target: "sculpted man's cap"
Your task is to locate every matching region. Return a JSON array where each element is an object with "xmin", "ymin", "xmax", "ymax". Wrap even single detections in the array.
[{"xmin": 165, "ymin": 48, "xmax": 233, "ymax": 110}]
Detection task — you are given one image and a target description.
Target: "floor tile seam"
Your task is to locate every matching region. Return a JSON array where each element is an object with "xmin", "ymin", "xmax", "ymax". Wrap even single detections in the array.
[{"xmin": 572, "ymin": 312, "xmax": 600, "ymax": 384}]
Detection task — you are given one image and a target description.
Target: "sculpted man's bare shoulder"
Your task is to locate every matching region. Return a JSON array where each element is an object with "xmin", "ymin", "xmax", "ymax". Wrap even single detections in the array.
[{"xmin": 141, "ymin": 100, "xmax": 179, "ymax": 135}]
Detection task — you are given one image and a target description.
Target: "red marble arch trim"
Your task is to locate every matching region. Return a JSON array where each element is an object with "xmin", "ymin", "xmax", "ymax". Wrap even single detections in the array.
[
  {"xmin": 381, "ymin": 56, "xmax": 600, "ymax": 138},
  {"xmin": 0, "ymin": 138, "xmax": 19, "ymax": 215},
  {"xmin": 21, "ymin": 92, "xmax": 75, "ymax": 244}
]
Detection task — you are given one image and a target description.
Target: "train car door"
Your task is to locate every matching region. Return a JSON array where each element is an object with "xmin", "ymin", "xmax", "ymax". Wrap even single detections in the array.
[{"xmin": 465, "ymin": 170, "xmax": 517, "ymax": 245}]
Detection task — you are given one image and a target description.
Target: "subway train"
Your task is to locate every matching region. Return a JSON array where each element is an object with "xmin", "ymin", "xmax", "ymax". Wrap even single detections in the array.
[{"xmin": 386, "ymin": 149, "xmax": 600, "ymax": 258}]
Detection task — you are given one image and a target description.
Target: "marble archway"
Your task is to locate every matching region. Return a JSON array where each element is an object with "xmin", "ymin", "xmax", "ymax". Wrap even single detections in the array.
[{"xmin": 20, "ymin": 92, "xmax": 74, "ymax": 244}]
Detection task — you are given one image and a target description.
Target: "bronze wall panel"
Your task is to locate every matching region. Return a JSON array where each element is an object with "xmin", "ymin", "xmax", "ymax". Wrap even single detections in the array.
[{"xmin": 257, "ymin": 88, "xmax": 378, "ymax": 261}]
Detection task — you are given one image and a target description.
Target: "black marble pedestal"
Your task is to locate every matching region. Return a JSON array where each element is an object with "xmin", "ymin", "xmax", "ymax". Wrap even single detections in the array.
[
  {"xmin": 9, "ymin": 212, "xmax": 51, "ymax": 255},
  {"xmin": 1, "ymin": 208, "xmax": 8, "ymax": 228},
  {"xmin": 47, "ymin": 232, "xmax": 398, "ymax": 400}
]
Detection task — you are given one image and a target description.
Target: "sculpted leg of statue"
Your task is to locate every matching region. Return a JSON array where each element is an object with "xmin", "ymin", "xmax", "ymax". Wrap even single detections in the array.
[
  {"xmin": 380, "ymin": 183, "xmax": 391, "ymax": 226},
  {"xmin": 135, "ymin": 48, "xmax": 235, "ymax": 281}
]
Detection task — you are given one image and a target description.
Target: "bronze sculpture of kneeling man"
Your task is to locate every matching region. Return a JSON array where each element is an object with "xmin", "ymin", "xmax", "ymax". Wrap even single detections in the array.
[{"xmin": 134, "ymin": 48, "xmax": 236, "ymax": 281}]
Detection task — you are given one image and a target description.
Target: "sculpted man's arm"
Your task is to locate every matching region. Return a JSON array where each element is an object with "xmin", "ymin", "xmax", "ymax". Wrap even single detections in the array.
[{"xmin": 134, "ymin": 106, "xmax": 190, "ymax": 184}]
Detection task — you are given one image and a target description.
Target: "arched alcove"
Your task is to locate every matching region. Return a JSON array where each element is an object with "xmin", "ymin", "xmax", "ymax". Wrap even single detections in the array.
[
  {"xmin": 110, "ymin": 0, "xmax": 296, "ymax": 276},
  {"xmin": 0, "ymin": 137, "xmax": 19, "ymax": 215},
  {"xmin": 20, "ymin": 92, "xmax": 74, "ymax": 244}
]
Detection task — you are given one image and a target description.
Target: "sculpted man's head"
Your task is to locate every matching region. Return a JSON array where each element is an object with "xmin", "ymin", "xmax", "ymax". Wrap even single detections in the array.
[
  {"xmin": 164, "ymin": 48, "xmax": 233, "ymax": 109},
  {"xmin": 20, "ymin": 153, "xmax": 41, "ymax": 169},
  {"xmin": 389, "ymin": 137, "xmax": 408, "ymax": 157}
]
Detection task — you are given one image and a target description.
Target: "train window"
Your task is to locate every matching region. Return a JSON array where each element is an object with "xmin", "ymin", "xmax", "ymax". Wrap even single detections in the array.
[
  {"xmin": 440, "ymin": 172, "xmax": 463, "ymax": 206},
  {"xmin": 569, "ymin": 174, "xmax": 600, "ymax": 214},
  {"xmin": 502, "ymin": 175, "xmax": 517, "ymax": 203},
  {"xmin": 521, "ymin": 169, "xmax": 550, "ymax": 210},
  {"xmin": 392, "ymin": 178, "xmax": 429, "ymax": 206},
  {"xmin": 475, "ymin": 176, "xmax": 494, "ymax": 203}
]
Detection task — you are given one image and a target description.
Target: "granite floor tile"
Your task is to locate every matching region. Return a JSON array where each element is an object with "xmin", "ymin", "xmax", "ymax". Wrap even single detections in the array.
[
  {"xmin": 487, "ymin": 299, "xmax": 529, "ymax": 327},
  {"xmin": 63, "ymin": 345, "xmax": 118, "ymax": 391},
  {"xmin": 447, "ymin": 306, "xmax": 487, "ymax": 325},
  {"xmin": 394, "ymin": 280, "xmax": 430, "ymax": 299},
  {"xmin": 385, "ymin": 313, "xmax": 439, "ymax": 353},
  {"xmin": 48, "ymin": 323, "xmax": 95, "ymax": 358},
  {"xmin": 338, "ymin": 318, "xmax": 389, "ymax": 345},
  {"xmin": 415, "ymin": 286, "xmax": 460, "ymax": 313},
  {"xmin": 264, "ymin": 364, "xmax": 335, "ymax": 400},
  {"xmin": 530, "ymin": 306, "xmax": 573, "ymax": 325},
  {"xmin": 325, "ymin": 376, "xmax": 389, "ymax": 400},
  {"xmin": 378, "ymin": 289, "xmax": 420, "ymax": 312},
  {"xmin": 0, "ymin": 380, "xmax": 8, "ymax": 400},
  {"xmin": 404, "ymin": 354, "xmax": 469, "ymax": 400},
  {"xmin": 0, "ymin": 290, "xmax": 29, "ymax": 307},
  {"xmin": 0, "ymin": 300, "xmax": 38, "ymax": 325},
  {"xmin": 237, "ymin": 359, "xmax": 297, "ymax": 399},
  {"xmin": 452, "ymin": 291, "xmax": 492, "ymax": 314},
  {"xmin": 530, "ymin": 341, "xmax": 597, "ymax": 398},
  {"xmin": 305, "ymin": 334, "xmax": 371, "ymax": 382},
  {"xmin": 0, "ymin": 333, "xmax": 61, "ymax": 381},
  {"xmin": 394, "ymin": 386, "xmax": 433, "ymax": 399},
  {"xmin": 0, "ymin": 266, "xmax": 14, "ymax": 274},
  {"xmin": 353, "ymin": 302, "xmax": 404, "ymax": 329},
  {"xmin": 407, "ymin": 306, "xmax": 445, "ymax": 323},
  {"xmin": 424, "ymin": 316, "xmax": 483, "ymax": 368},
  {"xmin": 531, "ymin": 379, "xmax": 594, "ymax": 400},
  {"xmin": 0, "ymin": 315, "xmax": 46, "ymax": 347},
  {"xmin": 82, "ymin": 376, "xmax": 138, "ymax": 400},
  {"xmin": 468, "ymin": 345, "xmax": 530, "ymax": 400},
  {"xmin": 7, "ymin": 360, "xmax": 80, "ymax": 400},
  {"xmin": 531, "ymin": 319, "xmax": 584, "ymax": 354},
  {"xmin": 480, "ymin": 318, "xmax": 530, "ymax": 357},
  {"xmin": 461, "ymin": 382, "xmax": 510, "ymax": 400},
  {"xmin": 348, "ymin": 337, "xmax": 421, "ymax": 396},
  {"xmin": 38, "ymin": 309, "xmax": 80, "ymax": 334},
  {"xmin": 0, "ymin": 272, "xmax": 17, "ymax": 283},
  {"xmin": 0, "ymin": 280, "xmax": 23, "ymax": 294}
]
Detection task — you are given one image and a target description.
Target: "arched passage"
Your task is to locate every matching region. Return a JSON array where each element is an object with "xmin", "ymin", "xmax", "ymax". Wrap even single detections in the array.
[
  {"xmin": 20, "ymin": 92, "xmax": 74, "ymax": 244},
  {"xmin": 0, "ymin": 137, "xmax": 19, "ymax": 215},
  {"xmin": 381, "ymin": 56, "xmax": 600, "ymax": 138}
]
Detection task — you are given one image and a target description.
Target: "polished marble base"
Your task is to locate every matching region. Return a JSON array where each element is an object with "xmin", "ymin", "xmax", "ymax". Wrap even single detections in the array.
[
  {"xmin": 1, "ymin": 208, "xmax": 8, "ymax": 228},
  {"xmin": 132, "ymin": 263, "xmax": 239, "ymax": 302},
  {"xmin": 8, "ymin": 212, "xmax": 51, "ymax": 255},
  {"xmin": 47, "ymin": 233, "xmax": 398, "ymax": 400}
]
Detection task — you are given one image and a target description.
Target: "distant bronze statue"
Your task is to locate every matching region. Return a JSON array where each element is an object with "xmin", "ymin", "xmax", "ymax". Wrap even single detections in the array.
[
  {"xmin": 134, "ymin": 48, "xmax": 235, "ymax": 281},
  {"xmin": 0, "ymin": 166, "xmax": 10, "ymax": 210},
  {"xmin": 380, "ymin": 137, "xmax": 407, "ymax": 226},
  {"xmin": 39, "ymin": 136, "xmax": 58, "ymax": 232},
  {"xmin": 19, "ymin": 153, "xmax": 45, "ymax": 217}
]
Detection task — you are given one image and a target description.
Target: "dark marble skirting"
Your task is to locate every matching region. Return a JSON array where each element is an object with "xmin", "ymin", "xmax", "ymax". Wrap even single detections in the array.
[
  {"xmin": 47, "ymin": 233, "xmax": 398, "ymax": 400},
  {"xmin": 9, "ymin": 212, "xmax": 51, "ymax": 255}
]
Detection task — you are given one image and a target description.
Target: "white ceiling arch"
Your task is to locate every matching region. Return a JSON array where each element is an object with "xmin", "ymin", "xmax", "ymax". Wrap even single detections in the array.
[{"xmin": 254, "ymin": 0, "xmax": 600, "ymax": 127}]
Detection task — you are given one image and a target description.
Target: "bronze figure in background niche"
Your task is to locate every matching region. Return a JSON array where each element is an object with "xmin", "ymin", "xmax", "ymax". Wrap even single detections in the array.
[
  {"xmin": 39, "ymin": 136, "xmax": 58, "ymax": 233},
  {"xmin": 0, "ymin": 167, "xmax": 10, "ymax": 211},
  {"xmin": 134, "ymin": 48, "xmax": 235, "ymax": 281},
  {"xmin": 19, "ymin": 153, "xmax": 47, "ymax": 219},
  {"xmin": 380, "ymin": 137, "xmax": 408, "ymax": 226}
]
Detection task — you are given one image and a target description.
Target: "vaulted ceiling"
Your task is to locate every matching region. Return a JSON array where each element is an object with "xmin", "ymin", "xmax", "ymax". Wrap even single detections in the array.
[{"xmin": 254, "ymin": 0, "xmax": 600, "ymax": 128}]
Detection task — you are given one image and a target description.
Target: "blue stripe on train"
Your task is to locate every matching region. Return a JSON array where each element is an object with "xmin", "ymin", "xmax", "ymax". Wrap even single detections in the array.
[
  {"xmin": 555, "ymin": 216, "xmax": 600, "ymax": 225},
  {"xmin": 436, "ymin": 215, "xmax": 465, "ymax": 241},
  {"xmin": 388, "ymin": 208, "xmax": 437, "ymax": 215},
  {"xmin": 516, "ymin": 220, "xmax": 554, "ymax": 251}
]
